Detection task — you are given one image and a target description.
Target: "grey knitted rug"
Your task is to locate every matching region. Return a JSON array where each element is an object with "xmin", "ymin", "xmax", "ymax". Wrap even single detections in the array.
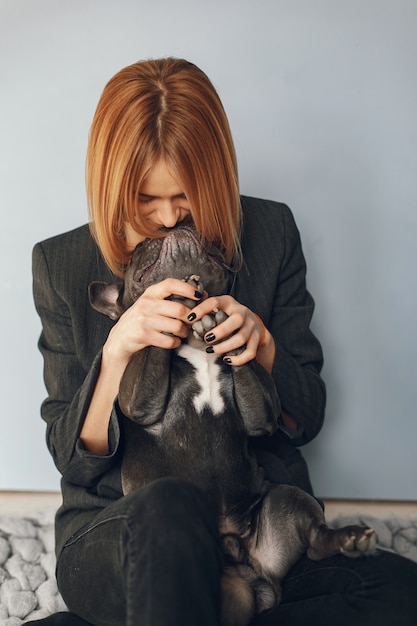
[
  {"xmin": 0, "ymin": 509, "xmax": 66, "ymax": 625},
  {"xmin": 1, "ymin": 509, "xmax": 417, "ymax": 625}
]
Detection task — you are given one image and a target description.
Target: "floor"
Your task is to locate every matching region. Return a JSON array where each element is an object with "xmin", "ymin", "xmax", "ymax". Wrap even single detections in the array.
[
  {"xmin": 0, "ymin": 491, "xmax": 62, "ymax": 515},
  {"xmin": 1, "ymin": 491, "xmax": 417, "ymax": 520}
]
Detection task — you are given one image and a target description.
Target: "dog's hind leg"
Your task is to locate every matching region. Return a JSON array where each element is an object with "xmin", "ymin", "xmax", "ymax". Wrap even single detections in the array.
[
  {"xmin": 245, "ymin": 483, "xmax": 378, "ymax": 618},
  {"xmin": 248, "ymin": 484, "xmax": 378, "ymax": 587},
  {"xmin": 266, "ymin": 487, "xmax": 378, "ymax": 561},
  {"xmin": 306, "ymin": 523, "xmax": 378, "ymax": 560}
]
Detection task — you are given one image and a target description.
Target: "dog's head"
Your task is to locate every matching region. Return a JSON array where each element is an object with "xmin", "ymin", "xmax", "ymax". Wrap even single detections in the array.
[{"xmin": 89, "ymin": 223, "xmax": 231, "ymax": 319}]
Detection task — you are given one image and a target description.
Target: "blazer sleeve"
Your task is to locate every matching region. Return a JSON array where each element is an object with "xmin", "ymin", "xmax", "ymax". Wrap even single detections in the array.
[
  {"xmin": 32, "ymin": 241, "xmax": 122, "ymax": 488},
  {"xmin": 268, "ymin": 206, "xmax": 326, "ymax": 445},
  {"xmin": 237, "ymin": 198, "xmax": 326, "ymax": 447}
]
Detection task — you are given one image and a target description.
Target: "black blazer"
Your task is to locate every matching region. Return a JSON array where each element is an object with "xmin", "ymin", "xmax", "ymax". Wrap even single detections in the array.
[{"xmin": 33, "ymin": 196, "xmax": 325, "ymax": 556}]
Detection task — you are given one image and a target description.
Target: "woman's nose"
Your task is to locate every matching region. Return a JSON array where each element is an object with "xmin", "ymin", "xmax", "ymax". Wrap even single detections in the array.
[{"xmin": 158, "ymin": 203, "xmax": 180, "ymax": 228}]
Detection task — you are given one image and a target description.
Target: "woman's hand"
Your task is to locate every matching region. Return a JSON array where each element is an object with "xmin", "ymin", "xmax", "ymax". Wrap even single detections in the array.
[
  {"xmin": 188, "ymin": 295, "xmax": 276, "ymax": 372},
  {"xmin": 80, "ymin": 278, "xmax": 203, "ymax": 454},
  {"xmin": 103, "ymin": 278, "xmax": 203, "ymax": 370}
]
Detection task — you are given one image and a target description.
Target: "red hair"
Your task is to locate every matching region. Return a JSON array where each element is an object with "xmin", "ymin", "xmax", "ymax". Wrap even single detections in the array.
[{"xmin": 86, "ymin": 58, "xmax": 241, "ymax": 276}]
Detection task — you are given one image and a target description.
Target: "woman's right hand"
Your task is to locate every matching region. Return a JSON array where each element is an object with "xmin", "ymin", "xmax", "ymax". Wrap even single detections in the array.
[
  {"xmin": 80, "ymin": 278, "xmax": 202, "ymax": 454},
  {"xmin": 103, "ymin": 278, "xmax": 203, "ymax": 370}
]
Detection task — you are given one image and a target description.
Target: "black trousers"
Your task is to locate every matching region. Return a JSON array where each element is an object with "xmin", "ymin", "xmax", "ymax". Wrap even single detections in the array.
[{"xmin": 26, "ymin": 477, "xmax": 417, "ymax": 626}]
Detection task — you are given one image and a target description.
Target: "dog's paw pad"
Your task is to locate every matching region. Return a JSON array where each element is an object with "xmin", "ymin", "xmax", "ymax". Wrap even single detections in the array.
[
  {"xmin": 214, "ymin": 310, "xmax": 228, "ymax": 325},
  {"xmin": 339, "ymin": 526, "xmax": 377, "ymax": 557},
  {"xmin": 169, "ymin": 275, "xmax": 205, "ymax": 309},
  {"xmin": 192, "ymin": 314, "xmax": 216, "ymax": 339},
  {"xmin": 192, "ymin": 310, "xmax": 229, "ymax": 340}
]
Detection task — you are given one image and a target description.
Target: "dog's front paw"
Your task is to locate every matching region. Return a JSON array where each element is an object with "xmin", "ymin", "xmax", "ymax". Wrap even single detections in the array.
[
  {"xmin": 338, "ymin": 526, "xmax": 378, "ymax": 557},
  {"xmin": 168, "ymin": 274, "xmax": 205, "ymax": 309},
  {"xmin": 184, "ymin": 274, "xmax": 204, "ymax": 294},
  {"xmin": 192, "ymin": 310, "xmax": 245, "ymax": 358},
  {"xmin": 192, "ymin": 309, "xmax": 228, "ymax": 340}
]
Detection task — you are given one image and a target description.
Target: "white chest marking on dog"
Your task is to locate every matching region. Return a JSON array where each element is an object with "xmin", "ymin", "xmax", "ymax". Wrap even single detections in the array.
[{"xmin": 177, "ymin": 344, "xmax": 225, "ymax": 415}]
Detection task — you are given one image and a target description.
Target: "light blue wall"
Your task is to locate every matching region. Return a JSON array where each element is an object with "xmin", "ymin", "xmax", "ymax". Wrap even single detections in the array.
[{"xmin": 1, "ymin": 0, "xmax": 416, "ymax": 499}]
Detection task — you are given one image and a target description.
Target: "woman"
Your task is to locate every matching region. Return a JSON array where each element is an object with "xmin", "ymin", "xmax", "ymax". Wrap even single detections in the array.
[{"xmin": 30, "ymin": 58, "xmax": 417, "ymax": 626}]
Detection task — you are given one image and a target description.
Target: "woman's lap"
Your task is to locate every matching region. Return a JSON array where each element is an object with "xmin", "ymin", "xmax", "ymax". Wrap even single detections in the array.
[
  {"xmin": 27, "ymin": 548, "xmax": 417, "ymax": 626},
  {"xmin": 26, "ymin": 480, "xmax": 417, "ymax": 625}
]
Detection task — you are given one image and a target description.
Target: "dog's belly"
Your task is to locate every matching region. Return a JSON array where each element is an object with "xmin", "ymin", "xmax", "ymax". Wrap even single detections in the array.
[{"xmin": 122, "ymin": 342, "xmax": 265, "ymax": 523}]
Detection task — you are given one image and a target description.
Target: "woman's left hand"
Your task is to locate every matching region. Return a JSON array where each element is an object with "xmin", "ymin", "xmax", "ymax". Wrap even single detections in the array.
[{"xmin": 187, "ymin": 295, "xmax": 275, "ymax": 371}]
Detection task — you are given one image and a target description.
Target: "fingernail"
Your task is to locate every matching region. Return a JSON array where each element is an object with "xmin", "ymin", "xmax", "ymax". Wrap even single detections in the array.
[
  {"xmin": 206, "ymin": 346, "xmax": 214, "ymax": 354},
  {"xmin": 223, "ymin": 357, "xmax": 232, "ymax": 364},
  {"xmin": 187, "ymin": 312, "xmax": 196, "ymax": 321},
  {"xmin": 205, "ymin": 333, "xmax": 216, "ymax": 343},
  {"xmin": 194, "ymin": 290, "xmax": 203, "ymax": 299}
]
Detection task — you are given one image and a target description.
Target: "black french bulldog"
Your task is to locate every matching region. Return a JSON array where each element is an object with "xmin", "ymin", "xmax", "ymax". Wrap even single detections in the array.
[{"xmin": 89, "ymin": 224, "xmax": 377, "ymax": 626}]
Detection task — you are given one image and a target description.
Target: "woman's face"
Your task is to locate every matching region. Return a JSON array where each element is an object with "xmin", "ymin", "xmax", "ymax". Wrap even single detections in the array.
[{"xmin": 125, "ymin": 159, "xmax": 191, "ymax": 248}]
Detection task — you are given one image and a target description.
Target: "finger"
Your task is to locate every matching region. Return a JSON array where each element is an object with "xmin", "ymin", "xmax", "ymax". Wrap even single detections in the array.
[
  {"xmin": 131, "ymin": 304, "xmax": 191, "ymax": 338},
  {"xmin": 223, "ymin": 350, "xmax": 256, "ymax": 366},
  {"xmin": 203, "ymin": 315, "xmax": 245, "ymax": 345},
  {"xmin": 150, "ymin": 330, "xmax": 183, "ymax": 350},
  {"xmin": 132, "ymin": 293, "xmax": 197, "ymax": 325},
  {"xmin": 147, "ymin": 277, "xmax": 204, "ymax": 301},
  {"xmin": 222, "ymin": 334, "xmax": 259, "ymax": 366},
  {"xmin": 203, "ymin": 310, "xmax": 260, "ymax": 360},
  {"xmin": 117, "ymin": 303, "xmax": 190, "ymax": 352},
  {"xmin": 189, "ymin": 295, "xmax": 232, "ymax": 320},
  {"xmin": 155, "ymin": 315, "xmax": 190, "ymax": 339},
  {"xmin": 205, "ymin": 328, "xmax": 249, "ymax": 356},
  {"xmin": 202, "ymin": 307, "xmax": 256, "ymax": 346}
]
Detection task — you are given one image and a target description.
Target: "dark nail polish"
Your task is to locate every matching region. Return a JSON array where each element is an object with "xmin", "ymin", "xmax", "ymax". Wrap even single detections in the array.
[
  {"xmin": 194, "ymin": 290, "xmax": 203, "ymax": 299},
  {"xmin": 205, "ymin": 333, "xmax": 216, "ymax": 343},
  {"xmin": 187, "ymin": 312, "xmax": 196, "ymax": 322},
  {"xmin": 223, "ymin": 357, "xmax": 232, "ymax": 364},
  {"xmin": 206, "ymin": 346, "xmax": 214, "ymax": 353}
]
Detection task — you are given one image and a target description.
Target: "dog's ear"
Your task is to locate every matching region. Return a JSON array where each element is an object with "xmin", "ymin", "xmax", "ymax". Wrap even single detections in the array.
[{"xmin": 88, "ymin": 281, "xmax": 124, "ymax": 321}]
